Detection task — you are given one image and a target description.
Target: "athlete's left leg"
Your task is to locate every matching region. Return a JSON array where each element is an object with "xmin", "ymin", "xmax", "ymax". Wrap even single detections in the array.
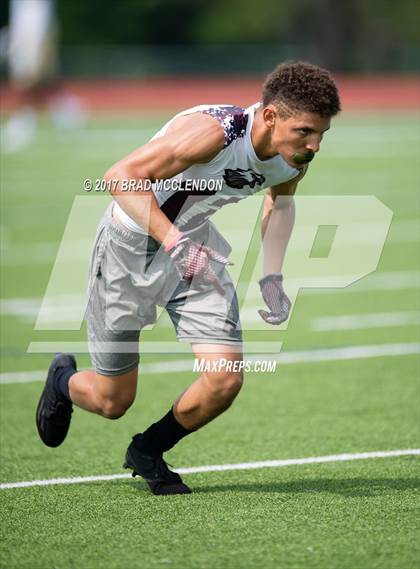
[
  {"xmin": 129, "ymin": 344, "xmax": 243, "ymax": 459},
  {"xmin": 173, "ymin": 343, "xmax": 244, "ymax": 430},
  {"xmin": 125, "ymin": 225, "xmax": 243, "ymax": 491}
]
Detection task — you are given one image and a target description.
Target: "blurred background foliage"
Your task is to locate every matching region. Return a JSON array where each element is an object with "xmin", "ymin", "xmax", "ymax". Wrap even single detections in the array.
[{"xmin": 1, "ymin": 0, "xmax": 419, "ymax": 75}]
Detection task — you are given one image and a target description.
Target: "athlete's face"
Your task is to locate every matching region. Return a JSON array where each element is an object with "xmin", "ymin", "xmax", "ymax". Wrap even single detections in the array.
[{"xmin": 264, "ymin": 107, "xmax": 331, "ymax": 168}]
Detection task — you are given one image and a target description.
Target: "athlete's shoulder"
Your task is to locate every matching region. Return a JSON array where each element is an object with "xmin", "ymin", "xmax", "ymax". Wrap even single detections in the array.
[
  {"xmin": 160, "ymin": 110, "xmax": 225, "ymax": 164},
  {"xmin": 200, "ymin": 104, "xmax": 251, "ymax": 149}
]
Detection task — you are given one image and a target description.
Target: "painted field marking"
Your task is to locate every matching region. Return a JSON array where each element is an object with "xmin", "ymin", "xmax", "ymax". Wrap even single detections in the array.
[
  {"xmin": 1, "ymin": 342, "xmax": 419, "ymax": 385},
  {"xmin": 312, "ymin": 311, "xmax": 420, "ymax": 331},
  {"xmin": 1, "ymin": 449, "xmax": 418, "ymax": 490}
]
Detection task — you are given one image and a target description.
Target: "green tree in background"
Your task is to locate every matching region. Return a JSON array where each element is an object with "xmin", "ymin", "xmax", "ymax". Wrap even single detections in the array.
[{"xmin": 1, "ymin": 0, "xmax": 418, "ymax": 72}]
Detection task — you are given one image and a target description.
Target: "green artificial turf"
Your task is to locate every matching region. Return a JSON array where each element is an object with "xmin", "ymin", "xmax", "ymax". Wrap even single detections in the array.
[{"xmin": 1, "ymin": 111, "xmax": 419, "ymax": 568}]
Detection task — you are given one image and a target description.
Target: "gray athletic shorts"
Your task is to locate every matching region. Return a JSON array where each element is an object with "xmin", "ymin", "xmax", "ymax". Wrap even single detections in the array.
[{"xmin": 85, "ymin": 204, "xmax": 242, "ymax": 376}]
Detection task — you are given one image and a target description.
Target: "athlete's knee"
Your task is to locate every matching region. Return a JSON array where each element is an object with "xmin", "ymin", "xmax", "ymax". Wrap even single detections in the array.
[
  {"xmin": 95, "ymin": 384, "xmax": 136, "ymax": 420},
  {"xmin": 93, "ymin": 368, "xmax": 137, "ymax": 419},
  {"xmin": 99, "ymin": 395, "xmax": 134, "ymax": 420},
  {"xmin": 222, "ymin": 371, "xmax": 244, "ymax": 401},
  {"xmin": 204, "ymin": 366, "xmax": 244, "ymax": 402}
]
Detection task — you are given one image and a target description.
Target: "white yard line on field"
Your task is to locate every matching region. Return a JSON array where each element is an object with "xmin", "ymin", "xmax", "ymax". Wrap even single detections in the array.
[
  {"xmin": 1, "ymin": 342, "xmax": 419, "ymax": 385},
  {"xmin": 312, "ymin": 311, "xmax": 420, "ymax": 331},
  {"xmin": 1, "ymin": 449, "xmax": 419, "ymax": 490}
]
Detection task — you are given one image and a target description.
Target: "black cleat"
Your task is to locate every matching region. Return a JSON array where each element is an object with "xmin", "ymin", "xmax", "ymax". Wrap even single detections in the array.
[
  {"xmin": 123, "ymin": 437, "xmax": 192, "ymax": 495},
  {"xmin": 36, "ymin": 353, "xmax": 76, "ymax": 448}
]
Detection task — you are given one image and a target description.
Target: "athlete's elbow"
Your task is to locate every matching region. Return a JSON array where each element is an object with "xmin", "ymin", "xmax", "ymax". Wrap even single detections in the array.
[
  {"xmin": 103, "ymin": 165, "xmax": 120, "ymax": 183},
  {"xmin": 104, "ymin": 165, "xmax": 153, "ymax": 185}
]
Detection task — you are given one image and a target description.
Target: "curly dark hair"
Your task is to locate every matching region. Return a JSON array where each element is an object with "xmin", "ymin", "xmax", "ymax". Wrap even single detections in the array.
[{"xmin": 262, "ymin": 61, "xmax": 341, "ymax": 118}]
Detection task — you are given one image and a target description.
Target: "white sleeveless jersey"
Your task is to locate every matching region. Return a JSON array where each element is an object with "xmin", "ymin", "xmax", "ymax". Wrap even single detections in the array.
[{"xmin": 114, "ymin": 103, "xmax": 300, "ymax": 234}]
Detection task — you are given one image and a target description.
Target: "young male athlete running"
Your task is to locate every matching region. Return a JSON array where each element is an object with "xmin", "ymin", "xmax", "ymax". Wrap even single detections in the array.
[{"xmin": 36, "ymin": 62, "xmax": 341, "ymax": 495}]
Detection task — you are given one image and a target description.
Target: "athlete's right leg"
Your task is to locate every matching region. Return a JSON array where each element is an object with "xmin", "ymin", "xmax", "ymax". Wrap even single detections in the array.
[
  {"xmin": 68, "ymin": 366, "xmax": 138, "ymax": 420},
  {"xmin": 35, "ymin": 354, "xmax": 139, "ymax": 447},
  {"xmin": 36, "ymin": 204, "xmax": 148, "ymax": 446},
  {"xmin": 75, "ymin": 203, "xmax": 150, "ymax": 419}
]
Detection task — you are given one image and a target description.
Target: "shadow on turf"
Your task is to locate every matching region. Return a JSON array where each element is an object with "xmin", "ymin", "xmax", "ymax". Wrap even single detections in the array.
[
  {"xmin": 191, "ymin": 477, "xmax": 420, "ymax": 497},
  {"xmin": 113, "ymin": 476, "xmax": 420, "ymax": 497}
]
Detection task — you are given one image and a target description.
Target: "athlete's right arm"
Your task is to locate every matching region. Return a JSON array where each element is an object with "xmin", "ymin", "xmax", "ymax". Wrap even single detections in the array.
[{"xmin": 103, "ymin": 113, "xmax": 224, "ymax": 246}]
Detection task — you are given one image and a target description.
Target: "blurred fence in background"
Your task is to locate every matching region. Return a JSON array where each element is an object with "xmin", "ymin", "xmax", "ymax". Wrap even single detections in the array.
[
  {"xmin": 0, "ymin": 0, "xmax": 419, "ymax": 79},
  {"xmin": 0, "ymin": 0, "xmax": 418, "ymax": 116},
  {"xmin": 59, "ymin": 43, "xmax": 419, "ymax": 78}
]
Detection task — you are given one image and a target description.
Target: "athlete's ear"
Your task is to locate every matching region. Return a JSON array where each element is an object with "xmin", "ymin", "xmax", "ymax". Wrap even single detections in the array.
[{"xmin": 262, "ymin": 106, "xmax": 277, "ymax": 129}]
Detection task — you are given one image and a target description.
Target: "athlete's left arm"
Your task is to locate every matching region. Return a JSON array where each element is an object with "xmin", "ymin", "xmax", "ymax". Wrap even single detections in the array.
[
  {"xmin": 257, "ymin": 167, "xmax": 307, "ymax": 325},
  {"xmin": 261, "ymin": 166, "xmax": 307, "ymax": 275}
]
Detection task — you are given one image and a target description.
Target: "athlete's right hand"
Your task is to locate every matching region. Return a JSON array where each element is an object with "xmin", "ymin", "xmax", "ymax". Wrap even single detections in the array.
[{"xmin": 165, "ymin": 234, "xmax": 232, "ymax": 295}]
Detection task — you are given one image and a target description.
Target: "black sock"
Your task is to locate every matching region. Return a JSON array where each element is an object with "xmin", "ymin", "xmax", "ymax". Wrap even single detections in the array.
[
  {"xmin": 55, "ymin": 366, "xmax": 76, "ymax": 402},
  {"xmin": 134, "ymin": 408, "xmax": 194, "ymax": 455}
]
